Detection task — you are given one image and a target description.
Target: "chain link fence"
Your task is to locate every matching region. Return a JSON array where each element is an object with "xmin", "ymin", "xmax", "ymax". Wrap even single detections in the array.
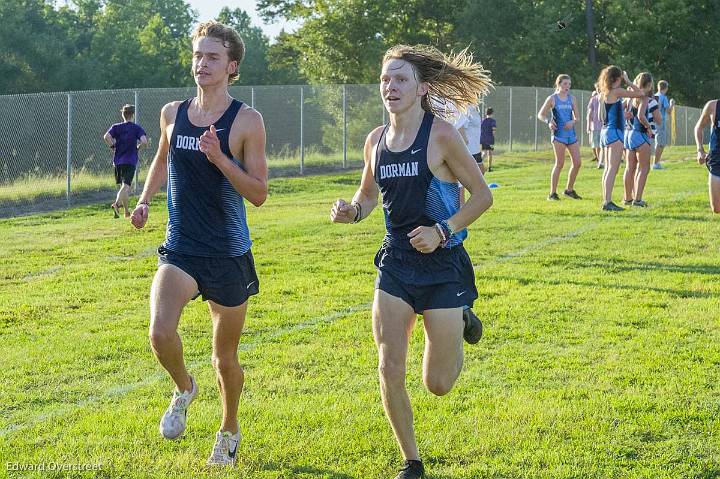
[{"xmin": 0, "ymin": 85, "xmax": 702, "ymax": 217}]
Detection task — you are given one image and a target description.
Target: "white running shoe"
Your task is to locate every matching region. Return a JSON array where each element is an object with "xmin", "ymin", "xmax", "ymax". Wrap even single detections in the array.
[
  {"xmin": 159, "ymin": 375, "xmax": 198, "ymax": 440},
  {"xmin": 206, "ymin": 429, "xmax": 241, "ymax": 467}
]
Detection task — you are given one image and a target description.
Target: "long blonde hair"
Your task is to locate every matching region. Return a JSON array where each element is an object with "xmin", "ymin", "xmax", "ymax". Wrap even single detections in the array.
[
  {"xmin": 597, "ymin": 65, "xmax": 623, "ymax": 123},
  {"xmin": 383, "ymin": 44, "xmax": 492, "ymax": 119},
  {"xmin": 632, "ymin": 72, "xmax": 653, "ymax": 108}
]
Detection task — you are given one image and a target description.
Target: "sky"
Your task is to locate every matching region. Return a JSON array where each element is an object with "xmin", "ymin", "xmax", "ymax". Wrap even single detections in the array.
[{"xmin": 185, "ymin": 0, "xmax": 299, "ymax": 40}]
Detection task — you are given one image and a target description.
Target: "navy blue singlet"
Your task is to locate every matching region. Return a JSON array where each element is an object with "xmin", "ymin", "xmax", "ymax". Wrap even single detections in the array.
[
  {"xmin": 373, "ymin": 112, "xmax": 467, "ymax": 251},
  {"xmin": 164, "ymin": 98, "xmax": 251, "ymax": 257}
]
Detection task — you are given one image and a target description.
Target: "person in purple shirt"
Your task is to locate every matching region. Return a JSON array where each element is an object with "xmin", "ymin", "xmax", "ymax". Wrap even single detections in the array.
[
  {"xmin": 103, "ymin": 104, "xmax": 148, "ymax": 218},
  {"xmin": 480, "ymin": 108, "xmax": 497, "ymax": 171}
]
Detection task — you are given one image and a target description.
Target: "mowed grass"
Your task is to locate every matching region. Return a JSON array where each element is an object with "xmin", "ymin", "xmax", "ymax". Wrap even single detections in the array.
[{"xmin": 1, "ymin": 146, "xmax": 720, "ymax": 479}]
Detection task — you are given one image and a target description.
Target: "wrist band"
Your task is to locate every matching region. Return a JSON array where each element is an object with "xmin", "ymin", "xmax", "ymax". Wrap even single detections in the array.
[
  {"xmin": 434, "ymin": 223, "xmax": 448, "ymax": 248},
  {"xmin": 351, "ymin": 201, "xmax": 362, "ymax": 223},
  {"xmin": 138, "ymin": 200, "xmax": 149, "ymax": 207},
  {"xmin": 440, "ymin": 219, "xmax": 455, "ymax": 236}
]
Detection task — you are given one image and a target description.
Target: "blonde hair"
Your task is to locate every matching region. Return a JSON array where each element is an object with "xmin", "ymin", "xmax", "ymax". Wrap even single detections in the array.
[
  {"xmin": 597, "ymin": 65, "xmax": 623, "ymax": 122},
  {"xmin": 191, "ymin": 21, "xmax": 245, "ymax": 84},
  {"xmin": 554, "ymin": 74, "xmax": 571, "ymax": 91},
  {"xmin": 632, "ymin": 72, "xmax": 654, "ymax": 108},
  {"xmin": 383, "ymin": 44, "xmax": 492, "ymax": 119}
]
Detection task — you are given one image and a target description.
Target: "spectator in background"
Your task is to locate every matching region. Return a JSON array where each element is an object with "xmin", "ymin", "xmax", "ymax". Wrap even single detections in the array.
[
  {"xmin": 103, "ymin": 104, "xmax": 148, "ymax": 218},
  {"xmin": 455, "ymin": 104, "xmax": 484, "ymax": 174},
  {"xmin": 480, "ymin": 107, "xmax": 497, "ymax": 172},
  {"xmin": 586, "ymin": 85, "xmax": 604, "ymax": 168},
  {"xmin": 652, "ymin": 80, "xmax": 675, "ymax": 170}
]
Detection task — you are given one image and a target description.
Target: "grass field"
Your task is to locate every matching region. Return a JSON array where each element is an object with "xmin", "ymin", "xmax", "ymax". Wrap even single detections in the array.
[{"xmin": 1, "ymin": 146, "xmax": 719, "ymax": 479}]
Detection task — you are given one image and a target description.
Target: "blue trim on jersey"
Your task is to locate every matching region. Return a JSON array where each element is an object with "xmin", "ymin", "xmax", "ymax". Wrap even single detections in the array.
[{"xmin": 425, "ymin": 177, "xmax": 467, "ymax": 248}]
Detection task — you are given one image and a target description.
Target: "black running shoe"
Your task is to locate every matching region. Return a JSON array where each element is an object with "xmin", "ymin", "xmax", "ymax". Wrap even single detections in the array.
[
  {"xmin": 547, "ymin": 193, "xmax": 560, "ymax": 201},
  {"xmin": 394, "ymin": 460, "xmax": 425, "ymax": 479},
  {"xmin": 597, "ymin": 163, "xmax": 605, "ymax": 169},
  {"xmin": 601, "ymin": 202, "xmax": 624, "ymax": 211},
  {"xmin": 632, "ymin": 200, "xmax": 647, "ymax": 207},
  {"xmin": 623, "ymin": 199, "xmax": 633, "ymax": 206},
  {"xmin": 563, "ymin": 189, "xmax": 582, "ymax": 199},
  {"xmin": 462, "ymin": 308, "xmax": 483, "ymax": 344}
]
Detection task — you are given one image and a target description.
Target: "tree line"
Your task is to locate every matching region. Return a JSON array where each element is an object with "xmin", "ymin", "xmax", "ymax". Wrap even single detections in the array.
[{"xmin": 2, "ymin": 0, "xmax": 718, "ymax": 106}]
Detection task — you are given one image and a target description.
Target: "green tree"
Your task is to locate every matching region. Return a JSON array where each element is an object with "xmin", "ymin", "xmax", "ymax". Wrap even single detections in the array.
[
  {"xmin": 216, "ymin": 7, "xmax": 271, "ymax": 85},
  {"xmin": 89, "ymin": 0, "xmax": 196, "ymax": 89},
  {"xmin": 258, "ymin": 0, "xmax": 463, "ymax": 84}
]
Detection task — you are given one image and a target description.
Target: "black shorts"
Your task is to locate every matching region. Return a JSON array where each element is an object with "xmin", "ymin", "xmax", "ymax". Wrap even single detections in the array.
[
  {"xmin": 481, "ymin": 144, "xmax": 494, "ymax": 151},
  {"xmin": 114, "ymin": 164, "xmax": 136, "ymax": 185},
  {"xmin": 374, "ymin": 243, "xmax": 478, "ymax": 314},
  {"xmin": 157, "ymin": 246, "xmax": 259, "ymax": 307},
  {"xmin": 472, "ymin": 153, "xmax": 483, "ymax": 164},
  {"xmin": 707, "ymin": 154, "xmax": 720, "ymax": 178}
]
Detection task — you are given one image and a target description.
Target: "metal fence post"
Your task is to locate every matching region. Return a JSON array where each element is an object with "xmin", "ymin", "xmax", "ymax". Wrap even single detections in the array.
[
  {"xmin": 66, "ymin": 93, "xmax": 73, "ymax": 206},
  {"xmin": 509, "ymin": 87, "xmax": 513, "ymax": 151},
  {"xmin": 300, "ymin": 86, "xmax": 304, "ymax": 175},
  {"xmin": 133, "ymin": 90, "xmax": 139, "ymax": 193},
  {"xmin": 342, "ymin": 84, "xmax": 347, "ymax": 168},
  {"xmin": 685, "ymin": 107, "xmax": 689, "ymax": 145},
  {"xmin": 251, "ymin": 87, "xmax": 255, "ymax": 109},
  {"xmin": 580, "ymin": 91, "xmax": 585, "ymax": 148},
  {"xmin": 534, "ymin": 88, "xmax": 539, "ymax": 151}
]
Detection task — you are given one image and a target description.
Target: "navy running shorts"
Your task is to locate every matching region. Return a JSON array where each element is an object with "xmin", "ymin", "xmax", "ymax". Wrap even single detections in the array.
[
  {"xmin": 707, "ymin": 153, "xmax": 720, "ymax": 178},
  {"xmin": 374, "ymin": 243, "xmax": 478, "ymax": 314},
  {"xmin": 157, "ymin": 245, "xmax": 259, "ymax": 307}
]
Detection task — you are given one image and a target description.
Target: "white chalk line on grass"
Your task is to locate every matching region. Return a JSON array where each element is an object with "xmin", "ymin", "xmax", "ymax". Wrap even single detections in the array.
[
  {"xmin": 0, "ymin": 303, "xmax": 371, "ymax": 438},
  {"xmin": 4, "ymin": 189, "xmax": 701, "ymax": 437},
  {"xmin": 473, "ymin": 222, "xmax": 597, "ymax": 270}
]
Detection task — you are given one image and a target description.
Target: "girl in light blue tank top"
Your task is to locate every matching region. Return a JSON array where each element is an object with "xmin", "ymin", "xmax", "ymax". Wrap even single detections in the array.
[
  {"xmin": 622, "ymin": 72, "xmax": 661, "ymax": 208},
  {"xmin": 537, "ymin": 74, "xmax": 582, "ymax": 201},
  {"xmin": 596, "ymin": 65, "xmax": 647, "ymax": 211}
]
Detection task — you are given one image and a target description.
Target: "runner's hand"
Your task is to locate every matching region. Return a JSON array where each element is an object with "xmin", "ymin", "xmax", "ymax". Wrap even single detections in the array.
[
  {"xmin": 548, "ymin": 120, "xmax": 557, "ymax": 131},
  {"xmin": 131, "ymin": 203, "xmax": 149, "ymax": 229},
  {"xmin": 330, "ymin": 199, "xmax": 356, "ymax": 223},
  {"xmin": 697, "ymin": 151, "xmax": 707, "ymax": 165},
  {"xmin": 408, "ymin": 225, "xmax": 442, "ymax": 254},
  {"xmin": 563, "ymin": 119, "xmax": 575, "ymax": 130},
  {"xmin": 199, "ymin": 125, "xmax": 225, "ymax": 165}
]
